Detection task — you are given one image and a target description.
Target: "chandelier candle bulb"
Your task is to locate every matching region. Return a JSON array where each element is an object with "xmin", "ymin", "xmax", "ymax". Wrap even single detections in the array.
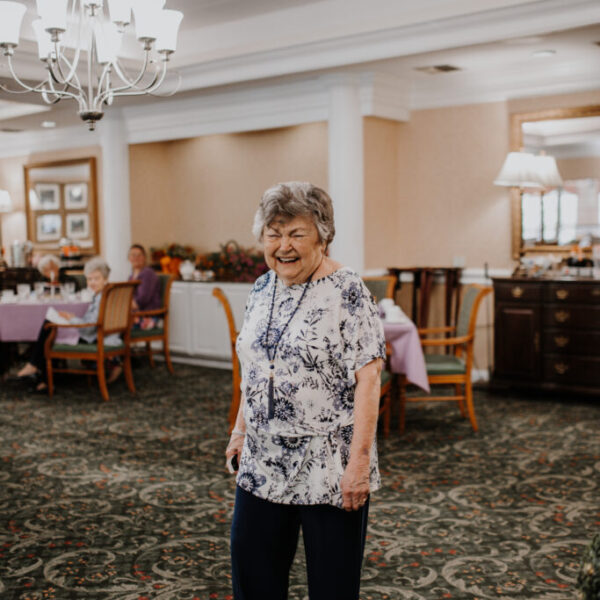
[
  {"xmin": 0, "ymin": 2, "xmax": 27, "ymax": 49},
  {"xmin": 0, "ymin": 0, "xmax": 183, "ymax": 130}
]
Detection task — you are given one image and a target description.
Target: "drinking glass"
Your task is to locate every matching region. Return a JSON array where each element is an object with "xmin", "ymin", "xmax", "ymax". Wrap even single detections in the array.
[
  {"xmin": 34, "ymin": 282, "xmax": 45, "ymax": 298},
  {"xmin": 17, "ymin": 283, "xmax": 31, "ymax": 300}
]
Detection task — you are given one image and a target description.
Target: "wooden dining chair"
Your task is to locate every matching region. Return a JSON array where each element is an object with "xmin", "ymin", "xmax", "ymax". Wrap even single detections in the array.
[
  {"xmin": 212, "ymin": 287, "xmax": 241, "ymax": 434},
  {"xmin": 399, "ymin": 284, "xmax": 492, "ymax": 433},
  {"xmin": 378, "ymin": 343, "xmax": 394, "ymax": 438},
  {"xmin": 362, "ymin": 275, "xmax": 396, "ymax": 303},
  {"xmin": 44, "ymin": 281, "xmax": 138, "ymax": 402},
  {"xmin": 129, "ymin": 273, "xmax": 175, "ymax": 374}
]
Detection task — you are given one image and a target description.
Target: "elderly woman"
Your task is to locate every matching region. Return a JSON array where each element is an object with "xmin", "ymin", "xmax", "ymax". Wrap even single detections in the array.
[
  {"xmin": 17, "ymin": 257, "xmax": 121, "ymax": 390},
  {"xmin": 37, "ymin": 254, "xmax": 80, "ymax": 289},
  {"xmin": 127, "ymin": 244, "xmax": 161, "ymax": 329},
  {"xmin": 225, "ymin": 182, "xmax": 386, "ymax": 600}
]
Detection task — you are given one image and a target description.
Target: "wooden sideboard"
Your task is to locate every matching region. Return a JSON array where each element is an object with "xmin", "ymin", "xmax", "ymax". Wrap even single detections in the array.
[{"xmin": 492, "ymin": 277, "xmax": 600, "ymax": 395}]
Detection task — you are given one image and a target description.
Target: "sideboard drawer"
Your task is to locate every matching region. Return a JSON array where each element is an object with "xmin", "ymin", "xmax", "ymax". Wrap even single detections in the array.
[
  {"xmin": 543, "ymin": 355, "xmax": 600, "ymax": 386},
  {"xmin": 543, "ymin": 330, "xmax": 600, "ymax": 356},
  {"xmin": 543, "ymin": 305, "xmax": 600, "ymax": 330},
  {"xmin": 494, "ymin": 282, "xmax": 542, "ymax": 303},
  {"xmin": 544, "ymin": 283, "xmax": 600, "ymax": 304}
]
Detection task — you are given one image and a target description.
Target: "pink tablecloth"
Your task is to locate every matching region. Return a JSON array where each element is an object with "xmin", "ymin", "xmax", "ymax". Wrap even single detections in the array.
[
  {"xmin": 0, "ymin": 301, "xmax": 90, "ymax": 344},
  {"xmin": 383, "ymin": 321, "xmax": 430, "ymax": 392}
]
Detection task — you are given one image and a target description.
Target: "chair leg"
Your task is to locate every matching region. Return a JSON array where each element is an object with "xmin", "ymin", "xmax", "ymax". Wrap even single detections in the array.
[
  {"xmin": 465, "ymin": 380, "xmax": 478, "ymax": 432},
  {"xmin": 97, "ymin": 360, "xmax": 109, "ymax": 402},
  {"xmin": 146, "ymin": 342, "xmax": 156, "ymax": 368},
  {"xmin": 455, "ymin": 384, "xmax": 466, "ymax": 417},
  {"xmin": 123, "ymin": 354, "xmax": 136, "ymax": 395},
  {"xmin": 382, "ymin": 390, "xmax": 391, "ymax": 438},
  {"xmin": 398, "ymin": 376, "xmax": 407, "ymax": 434},
  {"xmin": 163, "ymin": 338, "xmax": 174, "ymax": 375},
  {"xmin": 46, "ymin": 357, "xmax": 54, "ymax": 398}
]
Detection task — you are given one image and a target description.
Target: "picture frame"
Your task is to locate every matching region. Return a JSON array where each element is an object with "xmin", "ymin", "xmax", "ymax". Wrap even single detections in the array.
[
  {"xmin": 64, "ymin": 182, "xmax": 88, "ymax": 209},
  {"xmin": 66, "ymin": 213, "xmax": 90, "ymax": 239},
  {"xmin": 34, "ymin": 183, "xmax": 60, "ymax": 210},
  {"xmin": 36, "ymin": 213, "xmax": 62, "ymax": 241}
]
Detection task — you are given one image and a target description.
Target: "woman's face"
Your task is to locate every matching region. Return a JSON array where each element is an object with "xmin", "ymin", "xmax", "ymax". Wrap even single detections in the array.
[
  {"xmin": 263, "ymin": 214, "xmax": 326, "ymax": 286},
  {"xmin": 128, "ymin": 247, "xmax": 146, "ymax": 270},
  {"xmin": 86, "ymin": 270, "xmax": 107, "ymax": 294}
]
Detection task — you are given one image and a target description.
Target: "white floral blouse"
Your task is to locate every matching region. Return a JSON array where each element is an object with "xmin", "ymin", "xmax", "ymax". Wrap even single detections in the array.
[{"xmin": 235, "ymin": 267, "xmax": 386, "ymax": 507}]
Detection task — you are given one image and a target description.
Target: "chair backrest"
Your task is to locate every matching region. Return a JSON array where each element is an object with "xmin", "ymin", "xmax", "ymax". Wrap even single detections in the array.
[
  {"xmin": 157, "ymin": 273, "xmax": 175, "ymax": 311},
  {"xmin": 99, "ymin": 282, "xmax": 138, "ymax": 336},
  {"xmin": 363, "ymin": 276, "xmax": 396, "ymax": 303},
  {"xmin": 456, "ymin": 284, "xmax": 492, "ymax": 339},
  {"xmin": 212, "ymin": 287, "xmax": 238, "ymax": 343}
]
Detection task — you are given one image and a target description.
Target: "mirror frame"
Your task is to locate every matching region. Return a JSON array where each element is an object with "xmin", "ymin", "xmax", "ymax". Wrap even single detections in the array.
[
  {"xmin": 24, "ymin": 157, "xmax": 99, "ymax": 255},
  {"xmin": 510, "ymin": 104, "xmax": 600, "ymax": 259}
]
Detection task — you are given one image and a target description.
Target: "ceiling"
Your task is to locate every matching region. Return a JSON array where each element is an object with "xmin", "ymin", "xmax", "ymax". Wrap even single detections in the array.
[{"xmin": 0, "ymin": 0, "xmax": 599, "ymax": 132}]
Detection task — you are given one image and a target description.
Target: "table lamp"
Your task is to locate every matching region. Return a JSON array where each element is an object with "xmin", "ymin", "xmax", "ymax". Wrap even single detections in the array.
[{"xmin": 0, "ymin": 190, "xmax": 12, "ymax": 267}]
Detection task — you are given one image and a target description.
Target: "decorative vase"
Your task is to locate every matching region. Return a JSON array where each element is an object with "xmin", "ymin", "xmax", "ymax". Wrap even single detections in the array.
[
  {"xmin": 169, "ymin": 257, "xmax": 182, "ymax": 276},
  {"xmin": 179, "ymin": 259, "xmax": 195, "ymax": 281}
]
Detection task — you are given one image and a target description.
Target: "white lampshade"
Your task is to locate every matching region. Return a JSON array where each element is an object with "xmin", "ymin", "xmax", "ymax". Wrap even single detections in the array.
[
  {"xmin": 36, "ymin": 0, "xmax": 69, "ymax": 33},
  {"xmin": 533, "ymin": 154, "xmax": 563, "ymax": 189},
  {"xmin": 107, "ymin": 0, "xmax": 132, "ymax": 27},
  {"xmin": 95, "ymin": 20, "xmax": 122, "ymax": 64},
  {"xmin": 156, "ymin": 9, "xmax": 183, "ymax": 53},
  {"xmin": 132, "ymin": 0, "xmax": 166, "ymax": 41},
  {"xmin": 0, "ymin": 1, "xmax": 27, "ymax": 47},
  {"xmin": 0, "ymin": 190, "xmax": 12, "ymax": 212},
  {"xmin": 494, "ymin": 151, "xmax": 543, "ymax": 189},
  {"xmin": 32, "ymin": 18, "xmax": 55, "ymax": 60}
]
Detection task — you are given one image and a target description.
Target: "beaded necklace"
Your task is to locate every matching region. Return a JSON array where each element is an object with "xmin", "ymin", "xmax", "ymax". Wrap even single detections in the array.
[{"xmin": 263, "ymin": 268, "xmax": 317, "ymax": 419}]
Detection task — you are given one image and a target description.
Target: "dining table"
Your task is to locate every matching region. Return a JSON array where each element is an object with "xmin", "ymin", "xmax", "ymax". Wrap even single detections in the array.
[
  {"xmin": 382, "ymin": 319, "xmax": 430, "ymax": 393},
  {"xmin": 0, "ymin": 298, "xmax": 90, "ymax": 345}
]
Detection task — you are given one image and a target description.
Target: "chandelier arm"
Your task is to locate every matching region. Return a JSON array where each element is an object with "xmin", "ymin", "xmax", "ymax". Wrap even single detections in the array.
[
  {"xmin": 147, "ymin": 70, "xmax": 182, "ymax": 98},
  {"xmin": 48, "ymin": 53, "xmax": 84, "ymax": 95},
  {"xmin": 107, "ymin": 52, "xmax": 152, "ymax": 93},
  {"xmin": 4, "ymin": 55, "xmax": 51, "ymax": 94},
  {"xmin": 100, "ymin": 59, "xmax": 167, "ymax": 103},
  {"xmin": 45, "ymin": 67, "xmax": 85, "ymax": 107}
]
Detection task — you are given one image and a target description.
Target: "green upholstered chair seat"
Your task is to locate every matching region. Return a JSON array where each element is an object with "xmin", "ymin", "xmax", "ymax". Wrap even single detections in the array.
[
  {"xmin": 381, "ymin": 369, "xmax": 393, "ymax": 387},
  {"xmin": 131, "ymin": 327, "xmax": 164, "ymax": 339},
  {"xmin": 425, "ymin": 354, "xmax": 466, "ymax": 375},
  {"xmin": 52, "ymin": 342, "xmax": 125, "ymax": 353}
]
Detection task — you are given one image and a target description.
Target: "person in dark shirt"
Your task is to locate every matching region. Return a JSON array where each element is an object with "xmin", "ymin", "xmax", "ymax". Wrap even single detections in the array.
[{"xmin": 128, "ymin": 244, "xmax": 161, "ymax": 330}]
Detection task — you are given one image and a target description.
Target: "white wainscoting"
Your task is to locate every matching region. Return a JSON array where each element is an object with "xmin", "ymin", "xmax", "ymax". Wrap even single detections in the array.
[{"xmin": 168, "ymin": 281, "xmax": 252, "ymax": 368}]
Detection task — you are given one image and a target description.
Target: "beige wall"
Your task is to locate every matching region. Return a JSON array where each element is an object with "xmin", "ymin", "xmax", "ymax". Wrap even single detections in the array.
[
  {"xmin": 0, "ymin": 146, "xmax": 102, "ymax": 255},
  {"xmin": 557, "ymin": 156, "xmax": 600, "ymax": 181},
  {"xmin": 129, "ymin": 122, "xmax": 329, "ymax": 253}
]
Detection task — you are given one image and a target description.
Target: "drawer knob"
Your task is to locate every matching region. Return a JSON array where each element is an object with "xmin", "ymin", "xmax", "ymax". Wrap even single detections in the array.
[
  {"xmin": 554, "ymin": 335, "xmax": 569, "ymax": 348},
  {"xmin": 554, "ymin": 310, "xmax": 570, "ymax": 323},
  {"xmin": 554, "ymin": 362, "xmax": 569, "ymax": 375},
  {"xmin": 511, "ymin": 286, "xmax": 524, "ymax": 299},
  {"xmin": 555, "ymin": 289, "xmax": 569, "ymax": 300}
]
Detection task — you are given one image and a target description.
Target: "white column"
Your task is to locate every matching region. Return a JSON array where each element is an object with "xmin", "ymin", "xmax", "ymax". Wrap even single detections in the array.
[
  {"xmin": 327, "ymin": 76, "xmax": 364, "ymax": 274},
  {"xmin": 99, "ymin": 109, "xmax": 131, "ymax": 281}
]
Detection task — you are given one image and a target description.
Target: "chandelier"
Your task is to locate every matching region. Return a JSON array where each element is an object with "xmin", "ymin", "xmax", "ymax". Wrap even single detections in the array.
[{"xmin": 0, "ymin": 0, "xmax": 183, "ymax": 130}]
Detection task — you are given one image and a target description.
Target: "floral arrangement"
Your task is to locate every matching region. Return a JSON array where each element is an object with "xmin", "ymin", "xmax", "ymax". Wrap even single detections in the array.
[
  {"xmin": 196, "ymin": 240, "xmax": 268, "ymax": 283},
  {"xmin": 151, "ymin": 243, "xmax": 196, "ymax": 263}
]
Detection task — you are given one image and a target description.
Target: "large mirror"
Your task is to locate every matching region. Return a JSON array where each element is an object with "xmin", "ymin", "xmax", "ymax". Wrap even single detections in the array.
[
  {"xmin": 510, "ymin": 105, "xmax": 600, "ymax": 258},
  {"xmin": 24, "ymin": 157, "xmax": 99, "ymax": 256}
]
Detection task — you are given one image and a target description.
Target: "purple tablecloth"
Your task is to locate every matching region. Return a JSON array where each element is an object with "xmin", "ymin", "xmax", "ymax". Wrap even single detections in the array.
[
  {"xmin": 383, "ymin": 320, "xmax": 430, "ymax": 392},
  {"xmin": 0, "ymin": 301, "xmax": 90, "ymax": 344}
]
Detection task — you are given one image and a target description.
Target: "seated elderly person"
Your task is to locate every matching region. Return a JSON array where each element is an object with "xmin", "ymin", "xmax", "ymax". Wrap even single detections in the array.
[
  {"xmin": 127, "ymin": 244, "xmax": 162, "ymax": 329},
  {"xmin": 16, "ymin": 257, "xmax": 122, "ymax": 391},
  {"xmin": 37, "ymin": 254, "xmax": 80, "ymax": 290}
]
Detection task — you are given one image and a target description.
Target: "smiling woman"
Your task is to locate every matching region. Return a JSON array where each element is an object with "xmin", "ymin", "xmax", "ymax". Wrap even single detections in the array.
[{"xmin": 225, "ymin": 181, "xmax": 386, "ymax": 600}]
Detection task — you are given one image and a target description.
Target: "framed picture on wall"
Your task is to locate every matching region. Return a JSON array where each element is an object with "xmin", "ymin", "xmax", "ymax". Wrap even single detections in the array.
[
  {"xmin": 34, "ymin": 183, "xmax": 60, "ymax": 210},
  {"xmin": 65, "ymin": 182, "xmax": 88, "ymax": 209},
  {"xmin": 66, "ymin": 213, "xmax": 90, "ymax": 239},
  {"xmin": 36, "ymin": 214, "xmax": 62, "ymax": 241}
]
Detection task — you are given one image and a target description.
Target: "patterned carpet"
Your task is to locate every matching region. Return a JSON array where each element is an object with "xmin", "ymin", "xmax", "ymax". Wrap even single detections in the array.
[{"xmin": 0, "ymin": 364, "xmax": 598, "ymax": 600}]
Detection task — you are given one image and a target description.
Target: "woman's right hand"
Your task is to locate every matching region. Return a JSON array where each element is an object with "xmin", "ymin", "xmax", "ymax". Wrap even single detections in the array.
[
  {"xmin": 225, "ymin": 432, "xmax": 245, "ymax": 474},
  {"xmin": 58, "ymin": 311, "xmax": 74, "ymax": 320}
]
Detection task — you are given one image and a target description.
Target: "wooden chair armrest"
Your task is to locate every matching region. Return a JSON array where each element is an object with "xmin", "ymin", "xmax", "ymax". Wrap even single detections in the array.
[
  {"xmin": 44, "ymin": 321, "xmax": 98, "ymax": 330},
  {"xmin": 420, "ymin": 335, "xmax": 471, "ymax": 347},
  {"xmin": 134, "ymin": 308, "xmax": 166, "ymax": 318},
  {"xmin": 418, "ymin": 326, "xmax": 456, "ymax": 336}
]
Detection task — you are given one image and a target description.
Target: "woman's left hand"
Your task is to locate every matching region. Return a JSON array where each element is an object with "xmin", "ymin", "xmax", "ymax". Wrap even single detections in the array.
[{"xmin": 340, "ymin": 458, "xmax": 370, "ymax": 511}]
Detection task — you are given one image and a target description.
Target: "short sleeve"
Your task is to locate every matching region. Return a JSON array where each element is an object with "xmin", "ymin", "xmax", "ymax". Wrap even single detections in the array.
[{"xmin": 339, "ymin": 273, "xmax": 386, "ymax": 373}]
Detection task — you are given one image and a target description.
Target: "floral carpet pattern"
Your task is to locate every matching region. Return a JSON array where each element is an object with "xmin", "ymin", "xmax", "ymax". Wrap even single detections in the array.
[{"xmin": 0, "ymin": 364, "xmax": 598, "ymax": 600}]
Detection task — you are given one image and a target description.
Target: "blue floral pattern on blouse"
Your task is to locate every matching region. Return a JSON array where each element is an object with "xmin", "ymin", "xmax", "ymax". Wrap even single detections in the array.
[{"xmin": 235, "ymin": 267, "xmax": 386, "ymax": 507}]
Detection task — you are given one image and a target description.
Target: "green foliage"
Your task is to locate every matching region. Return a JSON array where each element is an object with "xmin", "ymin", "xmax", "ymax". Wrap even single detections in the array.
[{"xmin": 577, "ymin": 533, "xmax": 600, "ymax": 600}]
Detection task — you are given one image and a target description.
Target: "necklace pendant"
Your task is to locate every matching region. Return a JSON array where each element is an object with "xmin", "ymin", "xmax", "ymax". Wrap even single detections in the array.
[{"xmin": 268, "ymin": 374, "xmax": 275, "ymax": 419}]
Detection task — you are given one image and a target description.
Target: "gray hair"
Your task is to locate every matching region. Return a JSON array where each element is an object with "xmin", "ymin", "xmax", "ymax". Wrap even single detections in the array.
[
  {"xmin": 37, "ymin": 254, "xmax": 60, "ymax": 275},
  {"xmin": 84, "ymin": 256, "xmax": 110, "ymax": 279},
  {"xmin": 252, "ymin": 182, "xmax": 335, "ymax": 246}
]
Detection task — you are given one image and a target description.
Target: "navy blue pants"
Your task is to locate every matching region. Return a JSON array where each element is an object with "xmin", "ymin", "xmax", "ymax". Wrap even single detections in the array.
[{"xmin": 231, "ymin": 486, "xmax": 369, "ymax": 600}]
